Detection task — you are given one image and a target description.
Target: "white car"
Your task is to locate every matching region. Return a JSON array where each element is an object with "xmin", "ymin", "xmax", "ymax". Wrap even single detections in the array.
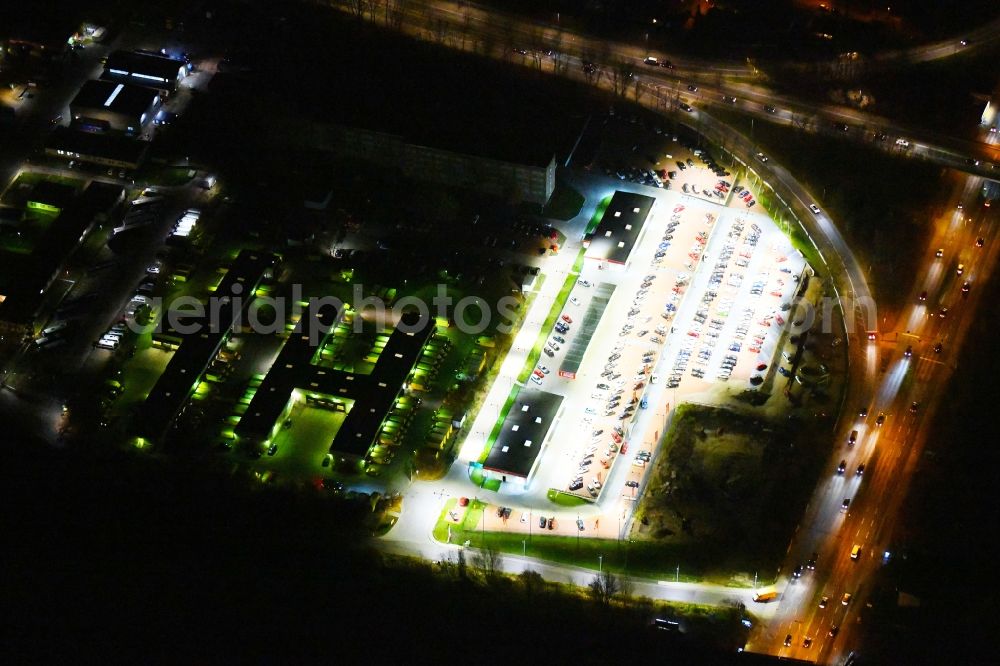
[
  {"xmin": 530, "ymin": 374, "xmax": 543, "ymax": 385},
  {"xmin": 570, "ymin": 296, "xmax": 581, "ymax": 306},
  {"xmin": 809, "ymin": 204, "xmax": 821, "ymax": 215},
  {"xmin": 584, "ymin": 407, "xmax": 597, "ymax": 415}
]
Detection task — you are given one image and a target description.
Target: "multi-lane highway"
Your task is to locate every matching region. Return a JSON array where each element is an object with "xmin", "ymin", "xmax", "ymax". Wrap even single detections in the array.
[
  {"xmin": 335, "ymin": 0, "xmax": 1000, "ymax": 174},
  {"xmin": 751, "ymin": 170, "xmax": 999, "ymax": 661}
]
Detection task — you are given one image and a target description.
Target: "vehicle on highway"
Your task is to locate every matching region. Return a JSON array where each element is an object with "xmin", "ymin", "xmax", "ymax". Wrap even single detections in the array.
[
  {"xmin": 962, "ymin": 281, "xmax": 971, "ymax": 295},
  {"xmin": 687, "ymin": 84, "xmax": 698, "ymax": 92},
  {"xmin": 752, "ymin": 591, "xmax": 778, "ymax": 603},
  {"xmin": 856, "ymin": 463, "xmax": 865, "ymax": 476},
  {"xmin": 841, "ymin": 498, "xmax": 851, "ymax": 512},
  {"xmin": 934, "ymin": 342, "xmax": 943, "ymax": 354},
  {"xmin": 910, "ymin": 401, "xmax": 919, "ymax": 413},
  {"xmin": 803, "ymin": 637, "xmax": 812, "ymax": 649},
  {"xmin": 935, "ymin": 248, "xmax": 944, "ymax": 257},
  {"xmin": 809, "ymin": 204, "xmax": 821, "ymax": 214},
  {"xmin": 679, "ymin": 103, "xmax": 693, "ymax": 113},
  {"xmin": 976, "ymin": 237, "xmax": 984, "ymax": 247},
  {"xmin": 829, "ymin": 625, "xmax": 839, "ymax": 638},
  {"xmin": 807, "ymin": 553, "xmax": 817, "ymax": 569},
  {"xmin": 784, "ymin": 634, "xmax": 792, "ymax": 647},
  {"xmin": 851, "ymin": 544, "xmax": 862, "ymax": 560},
  {"xmin": 848, "ymin": 429, "xmax": 858, "ymax": 445},
  {"xmin": 763, "ymin": 105, "xmax": 776, "ymax": 113},
  {"xmin": 819, "ymin": 596, "xmax": 828, "ymax": 608},
  {"xmin": 957, "ymin": 263, "xmax": 965, "ymax": 275},
  {"xmin": 859, "ymin": 406, "xmax": 868, "ymax": 417},
  {"xmin": 755, "ymin": 152, "xmax": 768, "ymax": 162},
  {"xmin": 918, "ymin": 290, "xmax": 926, "ymax": 301},
  {"xmin": 904, "ymin": 345, "xmax": 912, "ymax": 358},
  {"xmin": 837, "ymin": 459, "xmax": 846, "ymax": 474},
  {"xmin": 875, "ymin": 413, "xmax": 886, "ymax": 426},
  {"xmin": 792, "ymin": 564, "xmax": 803, "ymax": 578}
]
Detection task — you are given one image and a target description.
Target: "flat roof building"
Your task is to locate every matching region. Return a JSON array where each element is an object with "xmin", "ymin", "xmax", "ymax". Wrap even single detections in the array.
[
  {"xmin": 139, "ymin": 250, "xmax": 277, "ymax": 440},
  {"xmin": 482, "ymin": 388, "xmax": 563, "ymax": 488},
  {"xmin": 70, "ymin": 79, "xmax": 160, "ymax": 134},
  {"xmin": 102, "ymin": 50, "xmax": 187, "ymax": 94},
  {"xmin": 583, "ymin": 191, "xmax": 655, "ymax": 269},
  {"xmin": 235, "ymin": 309, "xmax": 436, "ymax": 461},
  {"xmin": 0, "ymin": 182, "xmax": 124, "ymax": 342},
  {"xmin": 45, "ymin": 126, "xmax": 150, "ymax": 169}
]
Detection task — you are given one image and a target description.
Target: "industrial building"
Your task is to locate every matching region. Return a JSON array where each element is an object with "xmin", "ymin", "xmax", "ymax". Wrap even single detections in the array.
[
  {"xmin": 102, "ymin": 50, "xmax": 187, "ymax": 94},
  {"xmin": 70, "ymin": 79, "xmax": 160, "ymax": 134},
  {"xmin": 235, "ymin": 309, "xmax": 436, "ymax": 462},
  {"xmin": 482, "ymin": 389, "xmax": 564, "ymax": 489},
  {"xmin": 45, "ymin": 126, "xmax": 150, "ymax": 169},
  {"xmin": 583, "ymin": 191, "xmax": 656, "ymax": 270},
  {"xmin": 0, "ymin": 182, "xmax": 124, "ymax": 343},
  {"xmin": 139, "ymin": 251, "xmax": 277, "ymax": 440}
]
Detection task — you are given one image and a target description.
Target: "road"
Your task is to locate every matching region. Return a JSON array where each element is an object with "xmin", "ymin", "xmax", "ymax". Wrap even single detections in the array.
[
  {"xmin": 330, "ymin": 0, "xmax": 1000, "ymax": 174},
  {"xmin": 750, "ymin": 168, "xmax": 1000, "ymax": 661}
]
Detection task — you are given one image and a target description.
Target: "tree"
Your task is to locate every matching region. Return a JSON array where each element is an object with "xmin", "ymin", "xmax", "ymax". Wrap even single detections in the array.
[
  {"xmin": 518, "ymin": 569, "xmax": 545, "ymax": 598},
  {"xmin": 588, "ymin": 570, "xmax": 619, "ymax": 607},
  {"xmin": 473, "ymin": 545, "xmax": 503, "ymax": 584}
]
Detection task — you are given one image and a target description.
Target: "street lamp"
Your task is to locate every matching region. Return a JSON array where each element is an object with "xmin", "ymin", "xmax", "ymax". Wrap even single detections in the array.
[
  {"xmin": 522, "ymin": 539, "xmax": 526, "ymax": 557},
  {"xmin": 599, "ymin": 554, "xmax": 603, "ymax": 573}
]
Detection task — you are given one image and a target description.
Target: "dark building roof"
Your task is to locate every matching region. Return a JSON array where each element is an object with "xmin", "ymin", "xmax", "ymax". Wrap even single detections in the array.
[
  {"xmin": 584, "ymin": 191, "xmax": 655, "ymax": 265},
  {"xmin": 236, "ymin": 310, "xmax": 435, "ymax": 458},
  {"xmin": 45, "ymin": 126, "xmax": 150, "ymax": 167},
  {"xmin": 140, "ymin": 250, "xmax": 277, "ymax": 439},
  {"xmin": 103, "ymin": 50, "xmax": 186, "ymax": 92},
  {"xmin": 71, "ymin": 80, "xmax": 159, "ymax": 119},
  {"xmin": 28, "ymin": 180, "xmax": 76, "ymax": 210},
  {"xmin": 483, "ymin": 389, "xmax": 563, "ymax": 479},
  {"xmin": 0, "ymin": 182, "xmax": 124, "ymax": 326}
]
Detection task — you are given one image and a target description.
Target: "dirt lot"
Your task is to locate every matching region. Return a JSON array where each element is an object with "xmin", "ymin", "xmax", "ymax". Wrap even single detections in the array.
[{"xmin": 631, "ymin": 402, "xmax": 828, "ymax": 569}]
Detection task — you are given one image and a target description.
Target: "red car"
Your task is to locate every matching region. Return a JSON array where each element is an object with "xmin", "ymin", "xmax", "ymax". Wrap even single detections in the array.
[{"xmin": 561, "ymin": 314, "xmax": 573, "ymax": 324}]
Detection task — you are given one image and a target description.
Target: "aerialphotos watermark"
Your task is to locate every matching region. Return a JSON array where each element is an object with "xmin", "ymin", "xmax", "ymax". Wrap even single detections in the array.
[
  {"xmin": 126, "ymin": 284, "xmax": 524, "ymax": 341},
  {"xmin": 124, "ymin": 285, "xmax": 876, "ymax": 342}
]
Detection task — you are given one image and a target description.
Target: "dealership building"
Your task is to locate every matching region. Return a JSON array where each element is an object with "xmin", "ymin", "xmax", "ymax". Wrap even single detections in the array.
[
  {"xmin": 481, "ymin": 388, "xmax": 564, "ymax": 489},
  {"xmin": 70, "ymin": 79, "xmax": 160, "ymax": 134},
  {"xmin": 583, "ymin": 191, "xmax": 655, "ymax": 270}
]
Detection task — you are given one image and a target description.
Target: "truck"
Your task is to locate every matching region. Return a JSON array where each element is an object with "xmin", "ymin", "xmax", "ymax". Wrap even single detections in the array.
[{"xmin": 752, "ymin": 591, "xmax": 778, "ymax": 603}]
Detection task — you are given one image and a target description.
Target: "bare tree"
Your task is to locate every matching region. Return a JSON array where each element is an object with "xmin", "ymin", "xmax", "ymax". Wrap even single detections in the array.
[
  {"xmin": 345, "ymin": 0, "xmax": 364, "ymax": 19},
  {"xmin": 588, "ymin": 570, "xmax": 620, "ymax": 607},
  {"xmin": 385, "ymin": 0, "xmax": 408, "ymax": 30},
  {"xmin": 473, "ymin": 545, "xmax": 504, "ymax": 584}
]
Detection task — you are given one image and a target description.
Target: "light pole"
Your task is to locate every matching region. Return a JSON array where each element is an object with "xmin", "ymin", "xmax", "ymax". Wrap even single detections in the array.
[
  {"xmin": 599, "ymin": 554, "xmax": 603, "ymax": 573},
  {"xmin": 675, "ymin": 565, "xmax": 680, "ymax": 582},
  {"xmin": 522, "ymin": 539, "xmax": 526, "ymax": 557}
]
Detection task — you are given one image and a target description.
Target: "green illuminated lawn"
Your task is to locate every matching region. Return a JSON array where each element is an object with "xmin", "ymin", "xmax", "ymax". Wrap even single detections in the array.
[
  {"xmin": 584, "ymin": 195, "xmax": 612, "ymax": 235},
  {"xmin": 429, "ymin": 499, "xmax": 747, "ymax": 584},
  {"xmin": 546, "ymin": 489, "xmax": 591, "ymax": 507}
]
